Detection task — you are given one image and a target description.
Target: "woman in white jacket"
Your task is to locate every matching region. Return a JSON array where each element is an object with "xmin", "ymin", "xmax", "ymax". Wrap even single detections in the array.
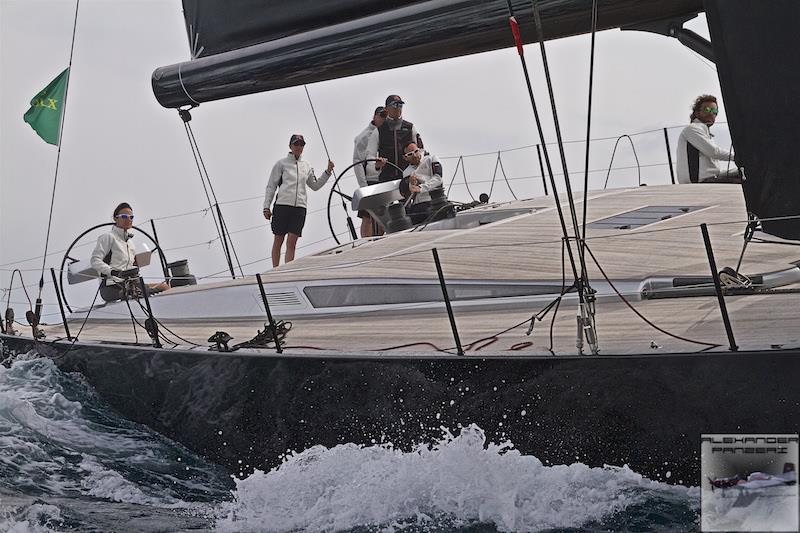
[
  {"xmin": 263, "ymin": 134, "xmax": 334, "ymax": 267},
  {"xmin": 90, "ymin": 202, "xmax": 169, "ymax": 302}
]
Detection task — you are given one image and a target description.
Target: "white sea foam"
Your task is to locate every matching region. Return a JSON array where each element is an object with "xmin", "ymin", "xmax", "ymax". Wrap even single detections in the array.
[
  {"xmin": 0, "ymin": 503, "xmax": 62, "ymax": 533},
  {"xmin": 216, "ymin": 424, "xmax": 692, "ymax": 532}
]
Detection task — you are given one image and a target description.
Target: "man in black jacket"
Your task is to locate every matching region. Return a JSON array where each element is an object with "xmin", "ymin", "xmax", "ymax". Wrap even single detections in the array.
[{"xmin": 375, "ymin": 94, "xmax": 423, "ymax": 182}]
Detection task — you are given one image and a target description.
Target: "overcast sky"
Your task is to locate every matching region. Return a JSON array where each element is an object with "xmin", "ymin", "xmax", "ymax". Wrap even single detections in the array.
[{"xmin": 0, "ymin": 0, "xmax": 727, "ymax": 322}]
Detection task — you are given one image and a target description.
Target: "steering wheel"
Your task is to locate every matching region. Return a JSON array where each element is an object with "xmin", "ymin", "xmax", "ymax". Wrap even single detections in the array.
[
  {"xmin": 57, "ymin": 223, "xmax": 166, "ymax": 313},
  {"xmin": 326, "ymin": 158, "xmax": 404, "ymax": 245}
]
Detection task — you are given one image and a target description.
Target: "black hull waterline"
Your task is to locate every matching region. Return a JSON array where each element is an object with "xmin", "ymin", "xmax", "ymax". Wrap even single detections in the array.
[{"xmin": 3, "ymin": 334, "xmax": 799, "ymax": 485}]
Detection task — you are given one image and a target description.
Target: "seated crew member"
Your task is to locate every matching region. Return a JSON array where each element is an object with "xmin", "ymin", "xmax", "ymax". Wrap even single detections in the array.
[
  {"xmin": 353, "ymin": 106, "xmax": 386, "ymax": 237},
  {"xmin": 676, "ymin": 94, "xmax": 741, "ymax": 184},
  {"xmin": 90, "ymin": 202, "xmax": 170, "ymax": 302},
  {"xmin": 263, "ymin": 134, "xmax": 334, "ymax": 267},
  {"xmin": 399, "ymin": 142, "xmax": 445, "ymax": 224}
]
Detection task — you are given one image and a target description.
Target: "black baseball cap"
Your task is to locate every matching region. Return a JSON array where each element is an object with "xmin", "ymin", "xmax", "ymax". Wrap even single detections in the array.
[
  {"xmin": 385, "ymin": 95, "xmax": 404, "ymax": 106},
  {"xmin": 374, "ymin": 106, "xmax": 387, "ymax": 117},
  {"xmin": 289, "ymin": 134, "xmax": 306, "ymax": 146}
]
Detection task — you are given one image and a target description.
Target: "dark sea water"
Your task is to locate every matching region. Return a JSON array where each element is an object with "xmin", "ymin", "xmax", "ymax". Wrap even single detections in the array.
[{"xmin": 0, "ymin": 350, "xmax": 701, "ymax": 532}]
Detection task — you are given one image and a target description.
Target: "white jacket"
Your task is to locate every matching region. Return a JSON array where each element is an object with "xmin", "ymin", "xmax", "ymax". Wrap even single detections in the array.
[
  {"xmin": 263, "ymin": 154, "xmax": 331, "ymax": 209},
  {"xmin": 402, "ymin": 153, "xmax": 443, "ymax": 204},
  {"xmin": 676, "ymin": 119, "xmax": 735, "ymax": 183},
  {"xmin": 90, "ymin": 225, "xmax": 135, "ymax": 282},
  {"xmin": 352, "ymin": 123, "xmax": 380, "ymax": 187}
]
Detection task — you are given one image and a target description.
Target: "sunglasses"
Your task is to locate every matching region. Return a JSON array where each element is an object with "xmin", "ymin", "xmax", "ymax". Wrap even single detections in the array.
[
  {"xmin": 379, "ymin": 110, "xmax": 388, "ymax": 118},
  {"xmin": 291, "ymin": 141, "xmax": 306, "ymax": 147},
  {"xmin": 703, "ymin": 107, "xmax": 719, "ymax": 115},
  {"xmin": 388, "ymin": 102, "xmax": 404, "ymax": 109},
  {"xmin": 115, "ymin": 214, "xmax": 134, "ymax": 220},
  {"xmin": 404, "ymin": 148, "xmax": 420, "ymax": 158}
]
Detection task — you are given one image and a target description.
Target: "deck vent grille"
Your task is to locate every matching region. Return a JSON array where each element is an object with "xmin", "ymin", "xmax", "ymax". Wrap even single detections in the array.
[
  {"xmin": 586, "ymin": 205, "xmax": 706, "ymax": 230},
  {"xmin": 265, "ymin": 291, "xmax": 302, "ymax": 306}
]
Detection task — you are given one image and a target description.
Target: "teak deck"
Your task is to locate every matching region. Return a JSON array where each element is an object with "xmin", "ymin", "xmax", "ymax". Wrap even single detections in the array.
[{"xmin": 42, "ymin": 184, "xmax": 800, "ymax": 355}]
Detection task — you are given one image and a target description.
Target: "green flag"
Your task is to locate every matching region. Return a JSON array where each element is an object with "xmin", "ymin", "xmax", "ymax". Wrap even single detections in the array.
[{"xmin": 23, "ymin": 67, "xmax": 70, "ymax": 145}]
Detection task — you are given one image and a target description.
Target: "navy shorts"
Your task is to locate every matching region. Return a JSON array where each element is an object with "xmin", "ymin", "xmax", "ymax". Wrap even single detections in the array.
[{"xmin": 271, "ymin": 204, "xmax": 307, "ymax": 236}]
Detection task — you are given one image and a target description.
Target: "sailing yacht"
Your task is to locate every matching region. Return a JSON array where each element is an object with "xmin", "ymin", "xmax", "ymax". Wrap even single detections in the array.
[{"xmin": 2, "ymin": 0, "xmax": 799, "ymax": 485}]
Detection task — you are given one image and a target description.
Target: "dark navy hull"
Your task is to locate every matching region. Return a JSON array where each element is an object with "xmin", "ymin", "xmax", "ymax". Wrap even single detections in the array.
[{"xmin": 3, "ymin": 334, "xmax": 799, "ymax": 485}]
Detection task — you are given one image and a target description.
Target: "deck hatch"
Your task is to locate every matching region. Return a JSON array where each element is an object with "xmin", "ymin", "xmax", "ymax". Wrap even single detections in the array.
[{"xmin": 586, "ymin": 205, "xmax": 706, "ymax": 230}]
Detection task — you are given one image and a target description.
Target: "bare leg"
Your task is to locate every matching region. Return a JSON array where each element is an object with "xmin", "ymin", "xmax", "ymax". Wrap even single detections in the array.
[
  {"xmin": 374, "ymin": 218, "xmax": 384, "ymax": 236},
  {"xmin": 285, "ymin": 233, "xmax": 299, "ymax": 263},
  {"xmin": 360, "ymin": 217, "xmax": 373, "ymax": 238},
  {"xmin": 272, "ymin": 234, "xmax": 285, "ymax": 267}
]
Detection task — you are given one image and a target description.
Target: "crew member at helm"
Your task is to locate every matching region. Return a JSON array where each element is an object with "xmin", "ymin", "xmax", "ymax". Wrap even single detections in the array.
[
  {"xmin": 375, "ymin": 94, "xmax": 423, "ymax": 182},
  {"xmin": 90, "ymin": 202, "xmax": 169, "ymax": 302}
]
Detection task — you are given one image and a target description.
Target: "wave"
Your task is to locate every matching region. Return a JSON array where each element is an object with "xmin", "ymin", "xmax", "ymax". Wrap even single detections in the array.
[
  {"xmin": 0, "ymin": 354, "xmax": 231, "ymax": 505},
  {"xmin": 216, "ymin": 425, "xmax": 699, "ymax": 532}
]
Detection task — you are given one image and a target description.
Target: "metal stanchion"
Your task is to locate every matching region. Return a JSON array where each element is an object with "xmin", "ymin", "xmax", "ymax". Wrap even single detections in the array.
[
  {"xmin": 700, "ymin": 224, "xmax": 738, "ymax": 351},
  {"xmin": 256, "ymin": 273, "xmax": 283, "ymax": 354},
  {"xmin": 50, "ymin": 268, "xmax": 72, "ymax": 340},
  {"xmin": 149, "ymin": 219, "xmax": 170, "ymax": 280},
  {"xmin": 663, "ymin": 128, "xmax": 676, "ymax": 184},
  {"xmin": 432, "ymin": 248, "xmax": 464, "ymax": 356},
  {"xmin": 138, "ymin": 277, "xmax": 162, "ymax": 348}
]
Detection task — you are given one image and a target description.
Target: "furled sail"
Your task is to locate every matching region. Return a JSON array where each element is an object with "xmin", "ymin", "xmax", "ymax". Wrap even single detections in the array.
[
  {"xmin": 706, "ymin": 0, "xmax": 800, "ymax": 240},
  {"xmin": 152, "ymin": 0, "xmax": 702, "ymax": 109}
]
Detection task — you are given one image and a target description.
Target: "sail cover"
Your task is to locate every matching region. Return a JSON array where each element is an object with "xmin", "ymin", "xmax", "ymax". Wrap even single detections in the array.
[
  {"xmin": 706, "ymin": 0, "xmax": 800, "ymax": 239},
  {"xmin": 153, "ymin": 0, "xmax": 702, "ymax": 109}
]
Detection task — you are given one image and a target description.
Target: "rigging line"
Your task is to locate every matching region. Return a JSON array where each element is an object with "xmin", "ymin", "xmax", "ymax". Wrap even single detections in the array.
[
  {"xmin": 530, "ymin": 0, "xmax": 590, "ymax": 289},
  {"xmin": 580, "ymin": 0, "xmax": 598, "ymax": 282},
  {"xmin": 54, "ymin": 282, "xmax": 100, "ymax": 357},
  {"xmin": 37, "ymin": 0, "xmax": 80, "ymax": 308},
  {"xmin": 133, "ymin": 299, "xmax": 202, "ymax": 347},
  {"xmin": 5, "ymin": 270, "xmax": 33, "ymax": 316},
  {"xmin": 216, "ymin": 206, "xmax": 245, "ymax": 276},
  {"xmin": 197, "ymin": 230, "xmax": 352, "ymax": 280},
  {"xmin": 437, "ymin": 123, "xmax": 705, "ymax": 160},
  {"xmin": 445, "ymin": 156, "xmax": 463, "ymax": 197},
  {"xmin": 184, "ymin": 121, "xmax": 239, "ymax": 277},
  {"xmin": 123, "ymin": 297, "xmax": 139, "ymax": 345},
  {"xmin": 182, "ymin": 122, "xmax": 224, "ymax": 246},
  {"xmin": 460, "ymin": 156, "xmax": 476, "ymax": 201},
  {"xmin": 445, "ymin": 161, "xmax": 669, "ymax": 188},
  {"xmin": 583, "ymin": 243, "xmax": 720, "ymax": 348},
  {"xmin": 503, "ymin": 1, "xmax": 580, "ymax": 290},
  {"xmin": 488, "ymin": 153, "xmax": 500, "ymax": 200},
  {"xmin": 303, "ymin": 85, "xmax": 355, "ymax": 240},
  {"xmin": 497, "ymin": 152, "xmax": 518, "ymax": 200},
  {"xmin": 602, "ymin": 135, "xmax": 641, "ymax": 189}
]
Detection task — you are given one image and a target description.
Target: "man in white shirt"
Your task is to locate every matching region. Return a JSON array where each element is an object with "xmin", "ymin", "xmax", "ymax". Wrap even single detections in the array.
[
  {"xmin": 352, "ymin": 106, "xmax": 386, "ymax": 237},
  {"xmin": 400, "ymin": 142, "xmax": 445, "ymax": 224},
  {"xmin": 676, "ymin": 94, "xmax": 741, "ymax": 184}
]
